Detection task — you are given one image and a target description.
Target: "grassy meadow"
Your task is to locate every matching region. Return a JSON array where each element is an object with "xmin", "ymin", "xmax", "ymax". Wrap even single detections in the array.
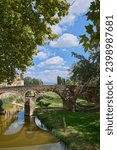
[{"xmin": 36, "ymin": 92, "xmax": 100, "ymax": 150}]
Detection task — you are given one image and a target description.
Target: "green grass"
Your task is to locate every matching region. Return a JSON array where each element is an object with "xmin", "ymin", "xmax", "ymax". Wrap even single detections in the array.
[
  {"xmin": 36, "ymin": 92, "xmax": 63, "ymax": 108},
  {"xmin": 0, "ymin": 96, "xmax": 23, "ymax": 107},
  {"xmin": 76, "ymin": 98, "xmax": 95, "ymax": 106},
  {"xmin": 36, "ymin": 92, "xmax": 100, "ymax": 150},
  {"xmin": 38, "ymin": 110, "xmax": 100, "ymax": 150}
]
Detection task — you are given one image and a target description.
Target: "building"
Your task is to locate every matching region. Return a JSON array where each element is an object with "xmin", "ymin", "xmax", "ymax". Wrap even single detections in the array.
[{"xmin": 0, "ymin": 74, "xmax": 24, "ymax": 87}]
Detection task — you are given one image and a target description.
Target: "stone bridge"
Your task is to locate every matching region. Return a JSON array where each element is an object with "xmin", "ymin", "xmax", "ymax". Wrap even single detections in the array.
[{"xmin": 0, "ymin": 85, "xmax": 99, "ymax": 116}]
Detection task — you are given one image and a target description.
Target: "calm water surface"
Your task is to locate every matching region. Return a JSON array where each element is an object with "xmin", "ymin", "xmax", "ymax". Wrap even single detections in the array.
[{"xmin": 0, "ymin": 105, "xmax": 67, "ymax": 150}]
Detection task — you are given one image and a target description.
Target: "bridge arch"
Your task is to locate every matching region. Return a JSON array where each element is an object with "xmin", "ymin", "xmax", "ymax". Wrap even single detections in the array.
[
  {"xmin": 25, "ymin": 90, "xmax": 37, "ymax": 97},
  {"xmin": 36, "ymin": 91, "xmax": 63, "ymax": 108},
  {"xmin": 24, "ymin": 89, "xmax": 65, "ymax": 116},
  {"xmin": 0, "ymin": 91, "xmax": 25, "ymax": 101},
  {"xmin": 0, "ymin": 85, "xmax": 100, "ymax": 116}
]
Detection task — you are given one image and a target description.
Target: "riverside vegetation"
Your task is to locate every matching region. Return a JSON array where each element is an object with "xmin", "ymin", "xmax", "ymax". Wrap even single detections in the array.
[
  {"xmin": 0, "ymin": 96, "xmax": 23, "ymax": 110},
  {"xmin": 36, "ymin": 92, "xmax": 100, "ymax": 150}
]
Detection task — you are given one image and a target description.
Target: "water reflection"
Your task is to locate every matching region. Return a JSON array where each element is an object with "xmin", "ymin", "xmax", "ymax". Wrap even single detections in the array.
[
  {"xmin": 0, "ymin": 105, "xmax": 67, "ymax": 150},
  {"xmin": 4, "ymin": 111, "xmax": 24, "ymax": 135},
  {"xmin": 0, "ymin": 109, "xmax": 18, "ymax": 135},
  {"xmin": 35, "ymin": 117, "xmax": 48, "ymax": 131}
]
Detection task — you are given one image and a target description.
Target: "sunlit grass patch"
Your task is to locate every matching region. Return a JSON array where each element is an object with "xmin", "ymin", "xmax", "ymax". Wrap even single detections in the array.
[{"xmin": 38, "ymin": 110, "xmax": 100, "ymax": 150}]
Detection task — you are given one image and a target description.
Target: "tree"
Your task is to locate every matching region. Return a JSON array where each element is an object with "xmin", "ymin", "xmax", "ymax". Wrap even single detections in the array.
[
  {"xmin": 57, "ymin": 76, "xmax": 61, "ymax": 85},
  {"xmin": 80, "ymin": 0, "xmax": 100, "ymax": 51},
  {"xmin": 24, "ymin": 77, "xmax": 33, "ymax": 85},
  {"xmin": 57, "ymin": 76, "xmax": 66, "ymax": 85},
  {"xmin": 65, "ymin": 79, "xmax": 75, "ymax": 85},
  {"xmin": 0, "ymin": 0, "xmax": 70, "ymax": 83},
  {"xmin": 70, "ymin": 0, "xmax": 100, "ymax": 86},
  {"xmin": 32, "ymin": 78, "xmax": 43, "ymax": 85},
  {"xmin": 24, "ymin": 77, "xmax": 43, "ymax": 85},
  {"xmin": 70, "ymin": 51, "xmax": 99, "ymax": 86},
  {"xmin": 61, "ymin": 77, "xmax": 66, "ymax": 85}
]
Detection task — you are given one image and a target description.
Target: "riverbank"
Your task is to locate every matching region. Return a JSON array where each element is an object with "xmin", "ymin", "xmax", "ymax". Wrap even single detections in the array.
[
  {"xmin": 38, "ymin": 110, "xmax": 100, "ymax": 150},
  {"xmin": 0, "ymin": 142, "xmax": 66, "ymax": 150}
]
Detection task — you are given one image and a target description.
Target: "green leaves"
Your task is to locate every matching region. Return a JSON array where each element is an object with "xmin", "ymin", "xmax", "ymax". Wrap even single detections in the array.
[
  {"xmin": 80, "ymin": 35, "xmax": 89, "ymax": 44},
  {"xmin": 80, "ymin": 0, "xmax": 100, "ymax": 52},
  {"xmin": 24, "ymin": 77, "xmax": 43, "ymax": 85},
  {"xmin": 57, "ymin": 76, "xmax": 66, "ymax": 85},
  {"xmin": 0, "ymin": 0, "xmax": 70, "ymax": 83},
  {"xmin": 79, "ymin": 35, "xmax": 91, "ymax": 52},
  {"xmin": 85, "ymin": 24, "xmax": 94, "ymax": 34},
  {"xmin": 70, "ymin": 50, "xmax": 100, "ymax": 86}
]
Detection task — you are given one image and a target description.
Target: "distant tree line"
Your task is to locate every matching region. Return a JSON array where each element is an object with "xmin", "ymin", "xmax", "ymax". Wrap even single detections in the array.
[
  {"xmin": 57, "ymin": 76, "xmax": 65, "ymax": 85},
  {"xmin": 57, "ymin": 76, "xmax": 76, "ymax": 85},
  {"xmin": 24, "ymin": 77, "xmax": 43, "ymax": 85}
]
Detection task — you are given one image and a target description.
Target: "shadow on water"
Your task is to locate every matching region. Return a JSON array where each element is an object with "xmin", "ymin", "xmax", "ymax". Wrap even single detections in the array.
[
  {"xmin": 0, "ymin": 105, "xmax": 68, "ymax": 150},
  {"xmin": 0, "ymin": 100, "xmax": 4, "ymax": 115}
]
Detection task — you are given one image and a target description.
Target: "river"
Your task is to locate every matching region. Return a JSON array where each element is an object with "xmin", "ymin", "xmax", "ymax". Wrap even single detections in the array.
[{"xmin": 0, "ymin": 105, "xmax": 67, "ymax": 150}]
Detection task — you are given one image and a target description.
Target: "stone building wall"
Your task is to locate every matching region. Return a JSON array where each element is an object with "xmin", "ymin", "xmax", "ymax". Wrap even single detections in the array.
[{"xmin": 0, "ymin": 74, "xmax": 24, "ymax": 87}]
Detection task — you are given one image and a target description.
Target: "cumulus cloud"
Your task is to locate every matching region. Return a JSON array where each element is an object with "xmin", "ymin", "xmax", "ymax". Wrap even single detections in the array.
[
  {"xmin": 24, "ymin": 58, "xmax": 70, "ymax": 83},
  {"xmin": 39, "ymin": 69, "xmax": 69, "ymax": 83},
  {"xmin": 60, "ymin": 14, "xmax": 76, "ymax": 26},
  {"xmin": 63, "ymin": 0, "xmax": 94, "ymax": 25},
  {"xmin": 24, "ymin": 70, "xmax": 38, "ymax": 78},
  {"xmin": 68, "ymin": 0, "xmax": 94, "ymax": 16},
  {"xmin": 48, "ymin": 65, "xmax": 69, "ymax": 69},
  {"xmin": 24, "ymin": 66, "xmax": 69, "ymax": 83},
  {"xmin": 34, "ymin": 52, "xmax": 48, "ymax": 60},
  {"xmin": 24, "ymin": 69, "xmax": 69, "ymax": 83},
  {"xmin": 51, "ymin": 24, "xmax": 63, "ymax": 34},
  {"xmin": 51, "ymin": 0, "xmax": 94, "ymax": 35},
  {"xmin": 38, "ymin": 56, "xmax": 65, "ymax": 67},
  {"xmin": 27, "ymin": 66, "xmax": 34, "ymax": 70},
  {"xmin": 50, "ymin": 33, "xmax": 79, "ymax": 48}
]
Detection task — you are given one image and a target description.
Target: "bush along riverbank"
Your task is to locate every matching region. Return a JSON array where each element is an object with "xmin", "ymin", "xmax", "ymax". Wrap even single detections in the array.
[{"xmin": 37, "ymin": 110, "xmax": 100, "ymax": 150}]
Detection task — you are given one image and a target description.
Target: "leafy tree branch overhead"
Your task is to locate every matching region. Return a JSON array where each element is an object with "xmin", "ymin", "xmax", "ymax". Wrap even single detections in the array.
[
  {"xmin": 0, "ymin": 0, "xmax": 70, "ymax": 83},
  {"xmin": 70, "ymin": 50, "xmax": 100, "ymax": 86},
  {"xmin": 70, "ymin": 0, "xmax": 100, "ymax": 86},
  {"xmin": 80, "ymin": 0, "xmax": 100, "ymax": 52}
]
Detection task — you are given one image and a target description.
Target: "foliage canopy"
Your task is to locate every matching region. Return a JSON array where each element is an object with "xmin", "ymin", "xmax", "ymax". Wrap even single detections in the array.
[
  {"xmin": 24, "ymin": 76, "xmax": 43, "ymax": 85},
  {"xmin": 80, "ymin": 0, "xmax": 100, "ymax": 52},
  {"xmin": 70, "ymin": 51, "xmax": 100, "ymax": 86},
  {"xmin": 0, "ymin": 0, "xmax": 70, "ymax": 83},
  {"xmin": 70, "ymin": 0, "xmax": 100, "ymax": 86}
]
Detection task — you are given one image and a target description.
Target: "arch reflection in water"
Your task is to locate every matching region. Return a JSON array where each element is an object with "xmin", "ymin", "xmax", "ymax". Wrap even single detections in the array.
[
  {"xmin": 35, "ymin": 117, "xmax": 48, "ymax": 131},
  {"xmin": 0, "ymin": 108, "xmax": 67, "ymax": 150},
  {"xmin": 4, "ymin": 111, "xmax": 24, "ymax": 135}
]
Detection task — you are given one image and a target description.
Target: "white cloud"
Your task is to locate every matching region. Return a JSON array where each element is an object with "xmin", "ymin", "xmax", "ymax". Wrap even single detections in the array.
[
  {"xmin": 51, "ymin": 24, "xmax": 63, "ymax": 34},
  {"xmin": 60, "ymin": 14, "xmax": 76, "ymax": 26},
  {"xmin": 24, "ymin": 70, "xmax": 37, "ymax": 78},
  {"xmin": 34, "ymin": 47, "xmax": 56, "ymax": 60},
  {"xmin": 48, "ymin": 65, "xmax": 69, "ymax": 69},
  {"xmin": 24, "ymin": 67, "xmax": 69, "ymax": 83},
  {"xmin": 51, "ymin": 0, "xmax": 94, "ymax": 35},
  {"xmin": 50, "ymin": 33, "xmax": 79, "ymax": 48},
  {"xmin": 39, "ymin": 69, "xmax": 69, "ymax": 83},
  {"xmin": 34, "ymin": 52, "xmax": 48, "ymax": 60},
  {"xmin": 38, "ymin": 56, "xmax": 65, "ymax": 67},
  {"xmin": 37, "ymin": 46, "xmax": 47, "ymax": 51},
  {"xmin": 68, "ymin": 0, "xmax": 94, "ymax": 16},
  {"xmin": 24, "ymin": 71, "xmax": 32, "ymax": 76},
  {"xmin": 27, "ymin": 66, "xmax": 35, "ymax": 71}
]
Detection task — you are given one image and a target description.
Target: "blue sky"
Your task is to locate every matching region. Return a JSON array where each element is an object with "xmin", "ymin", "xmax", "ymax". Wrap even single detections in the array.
[{"xmin": 24, "ymin": 0, "xmax": 93, "ymax": 84}]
